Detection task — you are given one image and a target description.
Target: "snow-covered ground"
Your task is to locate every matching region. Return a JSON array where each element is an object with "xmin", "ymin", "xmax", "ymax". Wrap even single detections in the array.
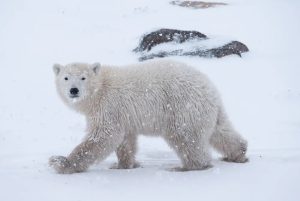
[{"xmin": 0, "ymin": 0, "xmax": 300, "ymax": 200}]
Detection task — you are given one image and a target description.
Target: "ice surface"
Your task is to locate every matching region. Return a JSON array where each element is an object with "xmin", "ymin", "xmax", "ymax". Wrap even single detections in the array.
[{"xmin": 0, "ymin": 0, "xmax": 299, "ymax": 201}]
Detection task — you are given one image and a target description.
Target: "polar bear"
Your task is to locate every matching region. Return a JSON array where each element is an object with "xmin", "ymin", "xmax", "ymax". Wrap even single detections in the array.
[{"xmin": 49, "ymin": 60, "xmax": 248, "ymax": 174}]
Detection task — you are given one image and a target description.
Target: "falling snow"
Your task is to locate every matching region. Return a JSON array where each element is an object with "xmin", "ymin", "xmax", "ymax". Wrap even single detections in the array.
[{"xmin": 0, "ymin": 0, "xmax": 300, "ymax": 201}]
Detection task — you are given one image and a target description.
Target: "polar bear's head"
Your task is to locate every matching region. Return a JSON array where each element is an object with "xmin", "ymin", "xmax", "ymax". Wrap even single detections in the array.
[{"xmin": 53, "ymin": 62, "xmax": 101, "ymax": 106}]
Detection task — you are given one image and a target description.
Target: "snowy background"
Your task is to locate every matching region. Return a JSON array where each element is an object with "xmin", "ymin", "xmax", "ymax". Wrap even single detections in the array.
[{"xmin": 0, "ymin": 0, "xmax": 300, "ymax": 200}]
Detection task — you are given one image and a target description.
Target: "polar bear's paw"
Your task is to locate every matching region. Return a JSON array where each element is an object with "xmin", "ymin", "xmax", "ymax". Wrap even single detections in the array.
[
  {"xmin": 222, "ymin": 156, "xmax": 249, "ymax": 163},
  {"xmin": 168, "ymin": 164, "xmax": 213, "ymax": 172},
  {"xmin": 110, "ymin": 162, "xmax": 141, "ymax": 170},
  {"xmin": 49, "ymin": 155, "xmax": 75, "ymax": 174},
  {"xmin": 222, "ymin": 141, "xmax": 249, "ymax": 163}
]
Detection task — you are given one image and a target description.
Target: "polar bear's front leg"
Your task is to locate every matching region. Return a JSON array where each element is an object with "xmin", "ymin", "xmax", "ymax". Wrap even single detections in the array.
[
  {"xmin": 49, "ymin": 128, "xmax": 123, "ymax": 174},
  {"xmin": 111, "ymin": 134, "xmax": 140, "ymax": 169},
  {"xmin": 49, "ymin": 140, "xmax": 102, "ymax": 174}
]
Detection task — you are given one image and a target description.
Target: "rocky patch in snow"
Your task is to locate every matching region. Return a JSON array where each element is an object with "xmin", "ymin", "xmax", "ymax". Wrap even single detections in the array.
[
  {"xmin": 134, "ymin": 28, "xmax": 208, "ymax": 52},
  {"xmin": 170, "ymin": 1, "xmax": 227, "ymax": 9},
  {"xmin": 134, "ymin": 29, "xmax": 249, "ymax": 61}
]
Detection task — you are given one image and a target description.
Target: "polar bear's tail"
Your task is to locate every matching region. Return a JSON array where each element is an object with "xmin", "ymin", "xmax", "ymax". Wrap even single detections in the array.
[{"xmin": 209, "ymin": 107, "xmax": 248, "ymax": 163}]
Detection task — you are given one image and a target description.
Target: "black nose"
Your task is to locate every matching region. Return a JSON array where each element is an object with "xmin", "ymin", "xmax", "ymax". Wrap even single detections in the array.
[{"xmin": 70, "ymin": 88, "xmax": 79, "ymax": 95}]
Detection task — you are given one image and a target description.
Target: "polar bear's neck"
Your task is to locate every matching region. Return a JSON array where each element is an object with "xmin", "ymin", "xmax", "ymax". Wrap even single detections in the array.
[{"xmin": 71, "ymin": 66, "xmax": 125, "ymax": 115}]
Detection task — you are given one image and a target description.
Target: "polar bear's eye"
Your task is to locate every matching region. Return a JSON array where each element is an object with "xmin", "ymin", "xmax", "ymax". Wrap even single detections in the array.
[
  {"xmin": 81, "ymin": 77, "xmax": 86, "ymax": 80},
  {"xmin": 64, "ymin": 77, "xmax": 68, "ymax": 81}
]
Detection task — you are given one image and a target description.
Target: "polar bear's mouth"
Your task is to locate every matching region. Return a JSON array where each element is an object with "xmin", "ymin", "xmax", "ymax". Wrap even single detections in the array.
[{"xmin": 69, "ymin": 95, "xmax": 80, "ymax": 98}]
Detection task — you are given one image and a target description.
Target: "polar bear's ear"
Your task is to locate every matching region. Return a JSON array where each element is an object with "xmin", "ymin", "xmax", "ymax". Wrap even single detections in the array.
[
  {"xmin": 53, "ymin": 64, "xmax": 63, "ymax": 76},
  {"xmin": 91, "ymin": 62, "xmax": 101, "ymax": 75}
]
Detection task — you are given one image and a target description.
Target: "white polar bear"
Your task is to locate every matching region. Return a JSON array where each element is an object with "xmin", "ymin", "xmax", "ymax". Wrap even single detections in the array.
[{"xmin": 49, "ymin": 60, "xmax": 248, "ymax": 174}]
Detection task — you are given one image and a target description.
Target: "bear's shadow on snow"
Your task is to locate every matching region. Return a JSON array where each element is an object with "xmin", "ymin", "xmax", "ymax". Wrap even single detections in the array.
[
  {"xmin": 87, "ymin": 152, "xmax": 242, "ymax": 173},
  {"xmin": 133, "ymin": 28, "xmax": 249, "ymax": 61}
]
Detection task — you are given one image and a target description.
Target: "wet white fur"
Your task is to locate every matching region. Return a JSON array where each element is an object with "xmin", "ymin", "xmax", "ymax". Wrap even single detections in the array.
[{"xmin": 49, "ymin": 60, "xmax": 248, "ymax": 174}]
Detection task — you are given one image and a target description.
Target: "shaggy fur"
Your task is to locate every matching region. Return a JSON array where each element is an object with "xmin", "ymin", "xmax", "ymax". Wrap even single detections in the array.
[{"xmin": 49, "ymin": 60, "xmax": 248, "ymax": 174}]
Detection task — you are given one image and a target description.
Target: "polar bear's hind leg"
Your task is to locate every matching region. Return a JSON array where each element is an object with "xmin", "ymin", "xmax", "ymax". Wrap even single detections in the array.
[
  {"xmin": 210, "ymin": 108, "xmax": 248, "ymax": 163},
  {"xmin": 164, "ymin": 131, "xmax": 213, "ymax": 171}
]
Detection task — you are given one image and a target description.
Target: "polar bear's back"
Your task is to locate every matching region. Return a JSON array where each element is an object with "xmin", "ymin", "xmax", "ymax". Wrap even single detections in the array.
[
  {"xmin": 100, "ymin": 59, "xmax": 221, "ymax": 135},
  {"xmin": 120, "ymin": 60, "xmax": 219, "ymax": 101},
  {"xmin": 118, "ymin": 60, "xmax": 213, "ymax": 88}
]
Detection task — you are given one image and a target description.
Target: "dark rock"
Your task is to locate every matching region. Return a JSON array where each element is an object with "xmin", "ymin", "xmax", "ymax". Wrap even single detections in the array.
[
  {"xmin": 135, "ymin": 28, "xmax": 249, "ymax": 61},
  {"xmin": 138, "ymin": 41, "xmax": 249, "ymax": 61},
  {"xmin": 134, "ymin": 28, "xmax": 207, "ymax": 52},
  {"xmin": 170, "ymin": 1, "xmax": 227, "ymax": 9},
  {"xmin": 204, "ymin": 41, "xmax": 249, "ymax": 58}
]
